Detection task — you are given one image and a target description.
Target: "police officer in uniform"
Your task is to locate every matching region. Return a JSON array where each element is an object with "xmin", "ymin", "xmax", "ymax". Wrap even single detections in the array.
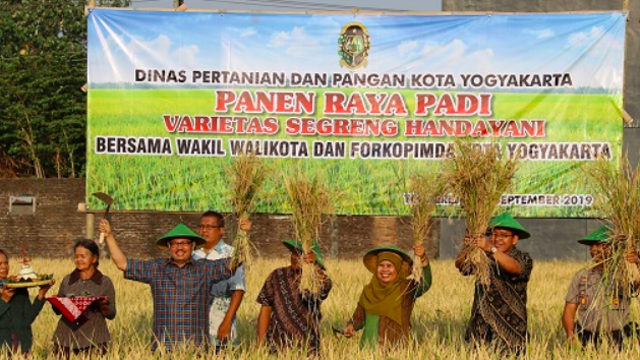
[{"xmin": 562, "ymin": 225, "xmax": 640, "ymax": 348}]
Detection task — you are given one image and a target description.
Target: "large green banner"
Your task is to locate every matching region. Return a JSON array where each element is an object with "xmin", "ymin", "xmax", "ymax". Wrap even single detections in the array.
[{"xmin": 87, "ymin": 9, "xmax": 626, "ymax": 217}]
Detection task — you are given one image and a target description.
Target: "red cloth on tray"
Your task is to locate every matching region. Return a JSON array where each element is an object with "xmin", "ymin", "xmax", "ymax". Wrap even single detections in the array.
[{"xmin": 47, "ymin": 296, "xmax": 106, "ymax": 325}]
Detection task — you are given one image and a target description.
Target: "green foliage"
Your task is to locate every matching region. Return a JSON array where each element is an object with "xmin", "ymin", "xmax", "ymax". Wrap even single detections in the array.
[{"xmin": 0, "ymin": 0, "xmax": 129, "ymax": 178}]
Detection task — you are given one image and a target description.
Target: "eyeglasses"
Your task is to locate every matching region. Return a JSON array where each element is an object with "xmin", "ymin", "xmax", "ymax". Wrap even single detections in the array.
[
  {"xmin": 490, "ymin": 232, "xmax": 513, "ymax": 240},
  {"xmin": 198, "ymin": 225, "xmax": 222, "ymax": 231},
  {"xmin": 169, "ymin": 241, "xmax": 193, "ymax": 248}
]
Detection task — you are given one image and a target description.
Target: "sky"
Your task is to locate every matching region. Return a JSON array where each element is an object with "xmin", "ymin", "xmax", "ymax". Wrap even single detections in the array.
[
  {"xmin": 88, "ymin": 9, "xmax": 626, "ymax": 91},
  {"xmin": 127, "ymin": 0, "xmax": 442, "ymax": 12}
]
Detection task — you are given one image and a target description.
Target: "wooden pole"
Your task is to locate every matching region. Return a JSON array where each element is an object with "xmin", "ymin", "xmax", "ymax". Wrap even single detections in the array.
[{"xmin": 86, "ymin": 213, "xmax": 95, "ymax": 240}]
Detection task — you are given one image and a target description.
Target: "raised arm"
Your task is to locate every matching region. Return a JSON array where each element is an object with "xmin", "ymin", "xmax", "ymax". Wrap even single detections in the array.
[
  {"xmin": 316, "ymin": 266, "xmax": 333, "ymax": 301},
  {"xmin": 490, "ymin": 250, "xmax": 523, "ymax": 275},
  {"xmin": 412, "ymin": 244, "xmax": 432, "ymax": 298},
  {"xmin": 626, "ymin": 249, "xmax": 640, "ymax": 292},
  {"xmin": 100, "ymin": 219, "xmax": 127, "ymax": 271},
  {"xmin": 474, "ymin": 233, "xmax": 524, "ymax": 275}
]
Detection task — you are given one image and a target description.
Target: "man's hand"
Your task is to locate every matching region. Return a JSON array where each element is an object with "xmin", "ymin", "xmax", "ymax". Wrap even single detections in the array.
[
  {"xmin": 238, "ymin": 219, "xmax": 252, "ymax": 232},
  {"xmin": 99, "ymin": 219, "xmax": 113, "ymax": 238},
  {"xmin": 473, "ymin": 234, "xmax": 492, "ymax": 253},
  {"xmin": 343, "ymin": 323, "xmax": 355, "ymax": 338},
  {"xmin": 217, "ymin": 318, "xmax": 233, "ymax": 342},
  {"xmin": 1, "ymin": 286, "xmax": 15, "ymax": 303},
  {"xmin": 303, "ymin": 251, "xmax": 316, "ymax": 264},
  {"xmin": 101, "ymin": 220, "xmax": 128, "ymax": 272},
  {"xmin": 626, "ymin": 249, "xmax": 640, "ymax": 264}
]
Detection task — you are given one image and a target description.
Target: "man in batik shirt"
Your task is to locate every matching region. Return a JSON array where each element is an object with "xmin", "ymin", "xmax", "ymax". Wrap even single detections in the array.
[
  {"xmin": 455, "ymin": 212, "xmax": 534, "ymax": 354},
  {"xmin": 256, "ymin": 240, "xmax": 332, "ymax": 356}
]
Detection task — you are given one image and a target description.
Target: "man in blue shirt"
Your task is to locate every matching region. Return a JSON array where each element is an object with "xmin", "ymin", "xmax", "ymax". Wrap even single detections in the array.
[
  {"xmin": 101, "ymin": 219, "xmax": 233, "ymax": 351},
  {"xmin": 192, "ymin": 211, "xmax": 248, "ymax": 350}
]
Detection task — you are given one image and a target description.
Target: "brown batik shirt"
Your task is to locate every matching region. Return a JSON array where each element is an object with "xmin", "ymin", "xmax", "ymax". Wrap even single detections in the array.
[
  {"xmin": 256, "ymin": 266, "xmax": 332, "ymax": 356},
  {"xmin": 460, "ymin": 246, "xmax": 533, "ymax": 353}
]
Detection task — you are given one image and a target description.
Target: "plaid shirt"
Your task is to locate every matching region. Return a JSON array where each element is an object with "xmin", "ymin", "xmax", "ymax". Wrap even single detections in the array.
[{"xmin": 125, "ymin": 257, "xmax": 232, "ymax": 351}]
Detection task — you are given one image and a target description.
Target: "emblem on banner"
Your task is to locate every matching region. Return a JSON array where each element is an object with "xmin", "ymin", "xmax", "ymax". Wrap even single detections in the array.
[{"xmin": 338, "ymin": 22, "xmax": 370, "ymax": 70}]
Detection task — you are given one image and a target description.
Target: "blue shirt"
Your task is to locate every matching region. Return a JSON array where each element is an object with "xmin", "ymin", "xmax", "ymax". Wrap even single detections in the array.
[
  {"xmin": 125, "ymin": 257, "xmax": 232, "ymax": 351},
  {"xmin": 192, "ymin": 241, "xmax": 246, "ymax": 345}
]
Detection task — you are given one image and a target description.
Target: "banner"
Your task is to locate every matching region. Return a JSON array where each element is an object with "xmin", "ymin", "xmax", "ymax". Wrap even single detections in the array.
[{"xmin": 87, "ymin": 9, "xmax": 626, "ymax": 217}]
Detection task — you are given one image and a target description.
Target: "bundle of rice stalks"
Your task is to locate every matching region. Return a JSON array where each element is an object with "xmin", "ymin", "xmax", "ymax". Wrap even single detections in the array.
[
  {"xmin": 407, "ymin": 171, "xmax": 445, "ymax": 281},
  {"xmin": 284, "ymin": 169, "xmax": 332, "ymax": 294},
  {"xmin": 225, "ymin": 153, "xmax": 266, "ymax": 270},
  {"xmin": 443, "ymin": 140, "xmax": 519, "ymax": 286},
  {"xmin": 582, "ymin": 154, "xmax": 640, "ymax": 288}
]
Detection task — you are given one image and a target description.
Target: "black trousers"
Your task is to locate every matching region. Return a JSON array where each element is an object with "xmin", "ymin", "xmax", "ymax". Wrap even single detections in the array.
[{"xmin": 576, "ymin": 322, "xmax": 639, "ymax": 349}]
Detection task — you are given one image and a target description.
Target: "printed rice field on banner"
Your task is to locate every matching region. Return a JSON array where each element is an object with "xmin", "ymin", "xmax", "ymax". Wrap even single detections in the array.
[{"xmin": 86, "ymin": 10, "xmax": 626, "ymax": 217}]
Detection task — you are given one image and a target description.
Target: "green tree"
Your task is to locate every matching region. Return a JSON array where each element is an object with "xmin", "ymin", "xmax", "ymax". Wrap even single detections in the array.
[{"xmin": 0, "ymin": 0, "xmax": 128, "ymax": 178}]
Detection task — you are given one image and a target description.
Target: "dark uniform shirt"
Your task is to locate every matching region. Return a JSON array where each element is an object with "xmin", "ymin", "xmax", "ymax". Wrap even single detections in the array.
[
  {"xmin": 0, "ymin": 288, "xmax": 45, "ymax": 353},
  {"xmin": 565, "ymin": 268, "xmax": 631, "ymax": 332}
]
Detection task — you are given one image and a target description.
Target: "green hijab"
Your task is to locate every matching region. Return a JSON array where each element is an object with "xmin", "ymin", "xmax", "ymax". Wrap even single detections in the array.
[{"xmin": 358, "ymin": 251, "xmax": 406, "ymax": 326}]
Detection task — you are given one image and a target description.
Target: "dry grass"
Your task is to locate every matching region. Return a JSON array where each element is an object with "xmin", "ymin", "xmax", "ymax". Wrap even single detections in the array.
[
  {"xmin": 283, "ymin": 168, "xmax": 332, "ymax": 294},
  {"xmin": 4, "ymin": 256, "xmax": 640, "ymax": 359},
  {"xmin": 225, "ymin": 153, "xmax": 266, "ymax": 270},
  {"xmin": 443, "ymin": 140, "xmax": 519, "ymax": 286},
  {"xmin": 582, "ymin": 154, "xmax": 640, "ymax": 288},
  {"xmin": 408, "ymin": 172, "xmax": 444, "ymax": 281}
]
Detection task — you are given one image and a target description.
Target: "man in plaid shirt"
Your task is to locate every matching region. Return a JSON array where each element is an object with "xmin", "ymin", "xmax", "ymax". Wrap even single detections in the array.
[{"xmin": 100, "ymin": 219, "xmax": 238, "ymax": 351}]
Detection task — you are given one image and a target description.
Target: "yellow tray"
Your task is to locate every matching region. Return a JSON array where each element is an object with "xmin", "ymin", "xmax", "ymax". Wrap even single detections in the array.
[{"xmin": 5, "ymin": 279, "xmax": 53, "ymax": 288}]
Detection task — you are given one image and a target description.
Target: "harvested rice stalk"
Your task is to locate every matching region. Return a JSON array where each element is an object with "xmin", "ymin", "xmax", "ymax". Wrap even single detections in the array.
[
  {"xmin": 408, "ymin": 172, "xmax": 444, "ymax": 281},
  {"xmin": 444, "ymin": 140, "xmax": 519, "ymax": 286},
  {"xmin": 582, "ymin": 154, "xmax": 640, "ymax": 288},
  {"xmin": 284, "ymin": 169, "xmax": 332, "ymax": 294},
  {"xmin": 225, "ymin": 152, "xmax": 266, "ymax": 270}
]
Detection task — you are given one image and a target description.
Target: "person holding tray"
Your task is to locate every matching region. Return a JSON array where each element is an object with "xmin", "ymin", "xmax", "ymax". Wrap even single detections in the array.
[
  {"xmin": 0, "ymin": 249, "xmax": 54, "ymax": 355},
  {"xmin": 51, "ymin": 240, "xmax": 116, "ymax": 358}
]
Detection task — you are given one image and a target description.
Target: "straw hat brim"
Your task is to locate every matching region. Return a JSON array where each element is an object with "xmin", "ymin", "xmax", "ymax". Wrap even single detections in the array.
[
  {"xmin": 362, "ymin": 247, "xmax": 412, "ymax": 278},
  {"xmin": 577, "ymin": 225, "xmax": 613, "ymax": 245},
  {"xmin": 155, "ymin": 223, "xmax": 207, "ymax": 250},
  {"xmin": 488, "ymin": 213, "xmax": 531, "ymax": 239},
  {"xmin": 155, "ymin": 235, "xmax": 206, "ymax": 250}
]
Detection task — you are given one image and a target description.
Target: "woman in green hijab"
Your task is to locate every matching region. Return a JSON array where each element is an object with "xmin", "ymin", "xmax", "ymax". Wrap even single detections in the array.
[{"xmin": 342, "ymin": 244, "xmax": 432, "ymax": 349}]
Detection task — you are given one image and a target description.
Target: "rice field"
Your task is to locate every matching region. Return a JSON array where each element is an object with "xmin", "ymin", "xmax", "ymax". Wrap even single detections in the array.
[
  {"xmin": 4, "ymin": 256, "xmax": 640, "ymax": 359},
  {"xmin": 86, "ymin": 89, "xmax": 621, "ymax": 218}
]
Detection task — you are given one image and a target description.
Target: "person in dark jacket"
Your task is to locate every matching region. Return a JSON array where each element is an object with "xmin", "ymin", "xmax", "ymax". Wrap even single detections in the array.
[{"xmin": 0, "ymin": 249, "xmax": 54, "ymax": 355}]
